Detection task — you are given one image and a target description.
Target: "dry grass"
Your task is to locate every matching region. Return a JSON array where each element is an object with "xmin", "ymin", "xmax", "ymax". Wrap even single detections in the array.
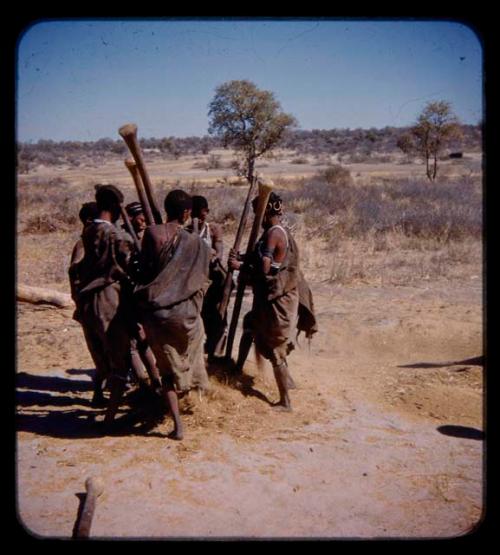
[
  {"xmin": 278, "ymin": 171, "xmax": 482, "ymax": 285},
  {"xmin": 16, "ymin": 162, "xmax": 482, "ymax": 290},
  {"xmin": 17, "ymin": 232, "xmax": 80, "ymax": 291}
]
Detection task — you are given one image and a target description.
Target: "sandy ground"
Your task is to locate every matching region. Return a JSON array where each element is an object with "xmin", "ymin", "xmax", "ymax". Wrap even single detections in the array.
[
  {"xmin": 16, "ymin": 276, "xmax": 484, "ymax": 539},
  {"xmin": 16, "ymin": 149, "xmax": 484, "ymax": 539}
]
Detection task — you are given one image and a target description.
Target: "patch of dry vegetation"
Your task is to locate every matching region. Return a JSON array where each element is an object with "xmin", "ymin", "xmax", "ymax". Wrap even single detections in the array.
[
  {"xmin": 284, "ymin": 169, "xmax": 481, "ymax": 284},
  {"xmin": 16, "ymin": 161, "xmax": 482, "ymax": 291}
]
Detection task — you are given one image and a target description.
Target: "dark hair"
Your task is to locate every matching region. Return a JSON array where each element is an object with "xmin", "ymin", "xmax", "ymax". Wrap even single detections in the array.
[
  {"xmin": 266, "ymin": 192, "xmax": 283, "ymax": 215},
  {"xmin": 191, "ymin": 195, "xmax": 209, "ymax": 218},
  {"xmin": 94, "ymin": 184, "xmax": 124, "ymax": 211},
  {"xmin": 164, "ymin": 189, "xmax": 192, "ymax": 221},
  {"xmin": 252, "ymin": 191, "xmax": 283, "ymax": 215},
  {"xmin": 125, "ymin": 201, "xmax": 143, "ymax": 217},
  {"xmin": 78, "ymin": 202, "xmax": 99, "ymax": 224}
]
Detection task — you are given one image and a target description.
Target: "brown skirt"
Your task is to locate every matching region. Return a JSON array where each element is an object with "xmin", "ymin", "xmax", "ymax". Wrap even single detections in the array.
[
  {"xmin": 248, "ymin": 288, "xmax": 299, "ymax": 366},
  {"xmin": 141, "ymin": 291, "xmax": 209, "ymax": 392},
  {"xmin": 78, "ymin": 282, "xmax": 131, "ymax": 378}
]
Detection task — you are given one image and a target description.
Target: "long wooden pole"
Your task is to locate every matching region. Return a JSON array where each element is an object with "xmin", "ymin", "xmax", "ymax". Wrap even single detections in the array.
[
  {"xmin": 118, "ymin": 123, "xmax": 163, "ymax": 224},
  {"xmin": 217, "ymin": 175, "xmax": 258, "ymax": 321},
  {"xmin": 224, "ymin": 180, "xmax": 273, "ymax": 360},
  {"xmin": 124, "ymin": 158, "xmax": 155, "ymax": 227}
]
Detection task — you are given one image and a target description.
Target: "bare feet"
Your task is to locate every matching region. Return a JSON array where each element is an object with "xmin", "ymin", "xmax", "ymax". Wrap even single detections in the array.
[
  {"xmin": 272, "ymin": 401, "xmax": 292, "ymax": 413},
  {"xmin": 168, "ymin": 428, "xmax": 184, "ymax": 441}
]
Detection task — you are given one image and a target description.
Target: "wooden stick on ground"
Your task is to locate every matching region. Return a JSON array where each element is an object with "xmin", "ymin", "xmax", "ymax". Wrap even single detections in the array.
[
  {"xmin": 73, "ymin": 476, "xmax": 104, "ymax": 539},
  {"xmin": 17, "ymin": 285, "xmax": 73, "ymax": 308}
]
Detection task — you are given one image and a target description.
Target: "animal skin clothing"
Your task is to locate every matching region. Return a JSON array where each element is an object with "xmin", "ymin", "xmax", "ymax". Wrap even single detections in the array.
[{"xmin": 134, "ymin": 226, "xmax": 211, "ymax": 392}]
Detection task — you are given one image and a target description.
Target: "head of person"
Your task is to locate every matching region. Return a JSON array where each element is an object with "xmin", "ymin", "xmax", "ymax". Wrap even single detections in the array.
[
  {"xmin": 191, "ymin": 195, "xmax": 209, "ymax": 222},
  {"xmin": 164, "ymin": 189, "xmax": 192, "ymax": 224},
  {"xmin": 252, "ymin": 191, "xmax": 283, "ymax": 229},
  {"xmin": 78, "ymin": 202, "xmax": 99, "ymax": 227},
  {"xmin": 94, "ymin": 184, "xmax": 124, "ymax": 223},
  {"xmin": 125, "ymin": 201, "xmax": 146, "ymax": 234}
]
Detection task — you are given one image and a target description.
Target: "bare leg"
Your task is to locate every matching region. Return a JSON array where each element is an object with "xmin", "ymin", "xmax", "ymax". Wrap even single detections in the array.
[
  {"xmin": 273, "ymin": 362, "xmax": 292, "ymax": 411},
  {"xmin": 161, "ymin": 375, "xmax": 184, "ymax": 440},
  {"xmin": 91, "ymin": 375, "xmax": 107, "ymax": 407},
  {"xmin": 82, "ymin": 326, "xmax": 108, "ymax": 406},
  {"xmin": 140, "ymin": 346, "xmax": 161, "ymax": 387},
  {"xmin": 134, "ymin": 324, "xmax": 161, "ymax": 388},
  {"xmin": 130, "ymin": 349, "xmax": 150, "ymax": 387},
  {"xmin": 103, "ymin": 375, "xmax": 127, "ymax": 427},
  {"xmin": 284, "ymin": 363, "xmax": 297, "ymax": 390},
  {"xmin": 234, "ymin": 330, "xmax": 253, "ymax": 373}
]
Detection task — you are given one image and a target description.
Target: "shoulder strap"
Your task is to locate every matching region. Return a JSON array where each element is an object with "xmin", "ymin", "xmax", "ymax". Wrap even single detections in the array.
[{"xmin": 267, "ymin": 224, "xmax": 289, "ymax": 249}]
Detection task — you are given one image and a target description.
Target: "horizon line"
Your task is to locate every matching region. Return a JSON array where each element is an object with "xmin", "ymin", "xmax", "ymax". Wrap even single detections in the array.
[{"xmin": 17, "ymin": 121, "xmax": 481, "ymax": 144}]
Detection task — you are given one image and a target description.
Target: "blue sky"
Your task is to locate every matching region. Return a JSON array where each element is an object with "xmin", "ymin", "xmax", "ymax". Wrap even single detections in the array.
[{"xmin": 16, "ymin": 18, "xmax": 483, "ymax": 142}]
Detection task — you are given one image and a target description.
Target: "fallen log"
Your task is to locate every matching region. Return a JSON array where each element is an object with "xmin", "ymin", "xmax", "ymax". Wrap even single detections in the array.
[{"xmin": 17, "ymin": 285, "xmax": 73, "ymax": 308}]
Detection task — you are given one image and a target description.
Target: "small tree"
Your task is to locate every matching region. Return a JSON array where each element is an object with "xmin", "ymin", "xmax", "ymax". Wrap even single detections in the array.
[
  {"xmin": 208, "ymin": 80, "xmax": 297, "ymax": 182},
  {"xmin": 397, "ymin": 101, "xmax": 463, "ymax": 181}
]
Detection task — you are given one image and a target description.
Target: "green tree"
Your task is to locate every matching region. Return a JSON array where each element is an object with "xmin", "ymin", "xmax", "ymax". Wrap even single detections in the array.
[
  {"xmin": 208, "ymin": 80, "xmax": 297, "ymax": 182},
  {"xmin": 397, "ymin": 101, "xmax": 463, "ymax": 181}
]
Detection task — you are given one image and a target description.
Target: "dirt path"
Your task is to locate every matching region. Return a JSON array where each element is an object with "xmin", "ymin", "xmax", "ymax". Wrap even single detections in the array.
[{"xmin": 16, "ymin": 278, "xmax": 484, "ymax": 539}]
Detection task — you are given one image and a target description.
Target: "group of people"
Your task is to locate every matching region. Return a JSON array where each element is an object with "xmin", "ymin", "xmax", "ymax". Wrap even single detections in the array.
[{"xmin": 68, "ymin": 182, "xmax": 317, "ymax": 440}]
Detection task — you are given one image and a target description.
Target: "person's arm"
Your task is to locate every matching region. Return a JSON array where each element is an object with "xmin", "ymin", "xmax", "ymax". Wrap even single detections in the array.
[
  {"xmin": 68, "ymin": 239, "xmax": 85, "ymax": 301},
  {"xmin": 211, "ymin": 224, "xmax": 224, "ymax": 260},
  {"xmin": 70, "ymin": 239, "xmax": 84, "ymax": 267},
  {"xmin": 261, "ymin": 228, "xmax": 286, "ymax": 275},
  {"xmin": 228, "ymin": 248, "xmax": 244, "ymax": 271}
]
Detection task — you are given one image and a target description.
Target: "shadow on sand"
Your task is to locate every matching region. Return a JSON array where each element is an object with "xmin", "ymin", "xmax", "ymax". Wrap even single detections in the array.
[
  {"xmin": 16, "ymin": 370, "xmax": 94, "ymax": 393},
  {"xmin": 398, "ymin": 355, "xmax": 484, "ymax": 370},
  {"xmin": 437, "ymin": 425, "xmax": 485, "ymax": 441},
  {"xmin": 16, "ymin": 369, "xmax": 171, "ymax": 440},
  {"xmin": 16, "ymin": 360, "xmax": 273, "ymax": 440}
]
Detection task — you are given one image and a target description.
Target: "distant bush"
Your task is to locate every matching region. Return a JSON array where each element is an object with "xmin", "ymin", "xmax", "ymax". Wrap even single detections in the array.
[
  {"xmin": 317, "ymin": 164, "xmax": 354, "ymax": 187},
  {"xmin": 16, "ymin": 123, "xmax": 481, "ymax": 174},
  {"xmin": 370, "ymin": 154, "xmax": 394, "ymax": 163},
  {"xmin": 17, "ymin": 160, "xmax": 32, "ymax": 174},
  {"xmin": 17, "ymin": 171, "xmax": 482, "ymax": 289},
  {"xmin": 313, "ymin": 154, "xmax": 333, "ymax": 166},
  {"xmin": 291, "ymin": 156, "xmax": 309, "ymax": 165},
  {"xmin": 24, "ymin": 214, "xmax": 63, "ymax": 233},
  {"xmin": 206, "ymin": 154, "xmax": 222, "ymax": 170},
  {"xmin": 346, "ymin": 151, "xmax": 371, "ymax": 164},
  {"xmin": 282, "ymin": 175, "xmax": 481, "ymax": 243},
  {"xmin": 192, "ymin": 154, "xmax": 223, "ymax": 170},
  {"xmin": 23, "ymin": 205, "xmax": 80, "ymax": 233},
  {"xmin": 18, "ymin": 179, "xmax": 83, "ymax": 234}
]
